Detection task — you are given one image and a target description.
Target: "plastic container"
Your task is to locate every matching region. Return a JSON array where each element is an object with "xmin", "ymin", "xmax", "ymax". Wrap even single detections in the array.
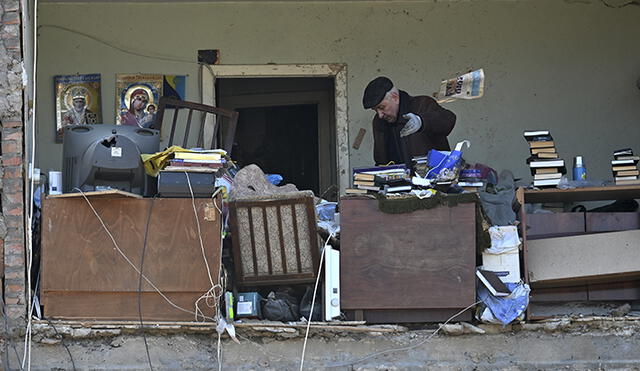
[{"xmin": 572, "ymin": 156, "xmax": 587, "ymax": 181}]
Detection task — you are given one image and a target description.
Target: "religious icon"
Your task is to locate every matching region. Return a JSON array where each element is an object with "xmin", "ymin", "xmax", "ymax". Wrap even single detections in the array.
[
  {"xmin": 115, "ymin": 74, "xmax": 163, "ymax": 128},
  {"xmin": 54, "ymin": 74, "xmax": 102, "ymax": 142}
]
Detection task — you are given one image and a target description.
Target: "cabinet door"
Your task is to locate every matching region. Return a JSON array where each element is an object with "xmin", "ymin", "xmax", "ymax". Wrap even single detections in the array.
[{"xmin": 340, "ymin": 198, "xmax": 476, "ymax": 310}]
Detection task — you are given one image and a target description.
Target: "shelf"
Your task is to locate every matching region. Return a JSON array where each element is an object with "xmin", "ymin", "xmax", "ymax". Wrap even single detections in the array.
[{"xmin": 523, "ymin": 185, "xmax": 640, "ymax": 204}]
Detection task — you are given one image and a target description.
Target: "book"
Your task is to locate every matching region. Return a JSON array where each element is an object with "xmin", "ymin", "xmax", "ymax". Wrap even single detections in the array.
[
  {"xmin": 611, "ymin": 159, "xmax": 638, "ymax": 166},
  {"xmin": 384, "ymin": 185, "xmax": 412, "ymax": 193},
  {"xmin": 163, "ymin": 166, "xmax": 218, "ymax": 173},
  {"xmin": 533, "ymin": 178, "xmax": 562, "ymax": 187},
  {"xmin": 353, "ymin": 173, "xmax": 375, "ymax": 181},
  {"xmin": 353, "ymin": 180, "xmax": 375, "ymax": 187},
  {"xmin": 613, "ymin": 148, "xmax": 633, "ymax": 157},
  {"xmin": 345, "ymin": 188, "xmax": 368, "ymax": 195},
  {"xmin": 614, "ymin": 179, "xmax": 640, "ymax": 185},
  {"xmin": 615, "ymin": 170, "xmax": 640, "ymax": 177},
  {"xmin": 530, "ymin": 159, "xmax": 565, "ymax": 168},
  {"xmin": 357, "ymin": 184, "xmax": 381, "ymax": 191},
  {"xmin": 612, "ymin": 165, "xmax": 638, "ymax": 172},
  {"xmin": 615, "ymin": 176, "xmax": 639, "ymax": 181},
  {"xmin": 535, "ymin": 152, "xmax": 559, "ymax": 159},
  {"xmin": 458, "ymin": 181, "xmax": 484, "ymax": 187},
  {"xmin": 174, "ymin": 152, "xmax": 222, "ymax": 161},
  {"xmin": 523, "ymin": 130, "xmax": 550, "ymax": 137},
  {"xmin": 352, "ymin": 164, "xmax": 407, "ymax": 175},
  {"xmin": 476, "ymin": 269, "xmax": 511, "ymax": 297},
  {"xmin": 534, "ymin": 173, "xmax": 562, "ymax": 180},
  {"xmin": 529, "ymin": 141, "xmax": 555, "ymax": 149},
  {"xmin": 531, "ymin": 147, "xmax": 557, "ymax": 155},
  {"xmin": 616, "ymin": 156, "xmax": 640, "ymax": 161},
  {"xmin": 168, "ymin": 160, "xmax": 223, "ymax": 168},
  {"xmin": 535, "ymin": 167, "xmax": 562, "ymax": 175}
]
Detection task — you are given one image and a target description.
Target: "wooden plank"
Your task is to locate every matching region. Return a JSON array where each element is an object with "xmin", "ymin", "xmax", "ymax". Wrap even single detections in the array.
[
  {"xmin": 43, "ymin": 292, "xmax": 214, "ymax": 321},
  {"xmin": 586, "ymin": 212, "xmax": 640, "ymax": 233},
  {"xmin": 527, "ymin": 230, "xmax": 640, "ymax": 287},
  {"xmin": 41, "ymin": 197, "xmax": 222, "ymax": 320},
  {"xmin": 340, "ymin": 199, "xmax": 476, "ymax": 310},
  {"xmin": 530, "ymin": 285, "xmax": 588, "ymax": 302},
  {"xmin": 46, "ymin": 190, "xmax": 142, "ymax": 199},
  {"xmin": 526, "ymin": 212, "xmax": 585, "ymax": 239},
  {"xmin": 345, "ymin": 308, "xmax": 473, "ymax": 324},
  {"xmin": 523, "ymin": 185, "xmax": 640, "ymax": 204},
  {"xmin": 588, "ymin": 280, "xmax": 640, "ymax": 301}
]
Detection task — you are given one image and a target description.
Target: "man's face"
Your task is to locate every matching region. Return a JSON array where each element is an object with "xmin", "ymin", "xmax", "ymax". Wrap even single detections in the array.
[
  {"xmin": 372, "ymin": 93, "xmax": 399, "ymax": 123},
  {"xmin": 73, "ymin": 98, "xmax": 85, "ymax": 111},
  {"xmin": 132, "ymin": 95, "xmax": 148, "ymax": 111}
]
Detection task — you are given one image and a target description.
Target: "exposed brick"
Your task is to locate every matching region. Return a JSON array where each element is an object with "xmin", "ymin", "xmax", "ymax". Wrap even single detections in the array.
[
  {"xmin": 2, "ymin": 119, "xmax": 23, "ymax": 128},
  {"xmin": 2, "ymin": 128, "xmax": 23, "ymax": 141},
  {"xmin": 2, "ymin": 139, "xmax": 21, "ymax": 154},
  {"xmin": 4, "ymin": 270, "xmax": 23, "ymax": 279},
  {"xmin": 3, "ymin": 1, "xmax": 20, "ymax": 12},
  {"xmin": 5, "ymin": 277, "xmax": 24, "ymax": 286},
  {"xmin": 4, "ymin": 216, "xmax": 23, "ymax": 229},
  {"xmin": 3, "ymin": 189, "xmax": 23, "ymax": 203},
  {"xmin": 2, "ymin": 155, "xmax": 21, "ymax": 166},
  {"xmin": 5, "ymin": 253, "xmax": 24, "ymax": 266},
  {"xmin": 5, "ymin": 305, "xmax": 25, "ymax": 320},
  {"xmin": 4, "ymin": 37, "xmax": 19, "ymax": 50},
  {"xmin": 2, "ymin": 11, "xmax": 19, "ymax": 25},
  {"xmin": 4, "ymin": 240, "xmax": 22, "ymax": 253},
  {"xmin": 6, "ymin": 284, "xmax": 23, "ymax": 293},
  {"xmin": 4, "ymin": 233, "xmax": 22, "ymax": 243},
  {"xmin": 4, "ymin": 297, "xmax": 20, "ymax": 305},
  {"xmin": 3, "ymin": 166, "xmax": 22, "ymax": 179}
]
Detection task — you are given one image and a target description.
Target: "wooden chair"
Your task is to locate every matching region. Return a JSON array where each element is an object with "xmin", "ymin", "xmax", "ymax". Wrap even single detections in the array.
[{"xmin": 152, "ymin": 97, "xmax": 239, "ymax": 154}]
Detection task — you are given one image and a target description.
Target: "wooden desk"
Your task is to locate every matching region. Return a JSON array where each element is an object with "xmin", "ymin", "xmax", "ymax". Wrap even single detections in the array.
[
  {"xmin": 41, "ymin": 193, "xmax": 222, "ymax": 321},
  {"xmin": 516, "ymin": 186, "xmax": 640, "ymax": 317},
  {"xmin": 340, "ymin": 197, "xmax": 476, "ymax": 323}
]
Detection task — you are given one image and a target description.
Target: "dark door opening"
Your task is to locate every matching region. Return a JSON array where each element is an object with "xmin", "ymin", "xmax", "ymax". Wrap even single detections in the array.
[
  {"xmin": 217, "ymin": 77, "xmax": 336, "ymax": 198},
  {"xmin": 233, "ymin": 104, "xmax": 319, "ymax": 194}
]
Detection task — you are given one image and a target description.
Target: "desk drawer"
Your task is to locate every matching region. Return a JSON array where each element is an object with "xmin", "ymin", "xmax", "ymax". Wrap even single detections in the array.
[
  {"xmin": 526, "ymin": 213, "xmax": 585, "ymax": 239},
  {"xmin": 586, "ymin": 212, "xmax": 640, "ymax": 233}
]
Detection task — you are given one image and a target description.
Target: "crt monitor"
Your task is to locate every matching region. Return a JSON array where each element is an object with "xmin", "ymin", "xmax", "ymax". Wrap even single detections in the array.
[{"xmin": 62, "ymin": 124, "xmax": 160, "ymax": 195}]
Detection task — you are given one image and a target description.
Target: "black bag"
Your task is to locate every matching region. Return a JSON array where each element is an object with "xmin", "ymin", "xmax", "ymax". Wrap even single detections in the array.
[
  {"xmin": 299, "ymin": 286, "xmax": 322, "ymax": 321},
  {"xmin": 261, "ymin": 292, "xmax": 299, "ymax": 322}
]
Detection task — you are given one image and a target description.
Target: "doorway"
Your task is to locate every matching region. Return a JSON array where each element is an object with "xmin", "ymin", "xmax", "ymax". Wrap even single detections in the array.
[{"xmin": 217, "ymin": 77, "xmax": 336, "ymax": 197}]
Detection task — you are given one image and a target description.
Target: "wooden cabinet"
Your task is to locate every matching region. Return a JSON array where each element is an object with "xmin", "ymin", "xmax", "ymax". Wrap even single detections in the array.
[
  {"xmin": 339, "ymin": 197, "xmax": 476, "ymax": 323},
  {"xmin": 41, "ymin": 193, "xmax": 222, "ymax": 321}
]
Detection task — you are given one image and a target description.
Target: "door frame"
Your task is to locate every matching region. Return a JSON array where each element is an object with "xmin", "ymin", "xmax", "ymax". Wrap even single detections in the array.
[{"xmin": 201, "ymin": 64, "xmax": 349, "ymax": 195}]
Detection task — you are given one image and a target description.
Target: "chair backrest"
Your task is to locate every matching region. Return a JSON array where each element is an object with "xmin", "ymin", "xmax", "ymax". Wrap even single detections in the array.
[{"xmin": 152, "ymin": 97, "xmax": 239, "ymax": 154}]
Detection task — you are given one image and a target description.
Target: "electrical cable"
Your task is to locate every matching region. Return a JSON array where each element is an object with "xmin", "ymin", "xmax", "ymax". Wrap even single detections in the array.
[
  {"xmin": 600, "ymin": 0, "xmax": 640, "ymax": 8},
  {"xmin": 1, "ymin": 295, "xmax": 25, "ymax": 371},
  {"xmin": 74, "ymin": 188, "xmax": 216, "ymax": 321},
  {"xmin": 298, "ymin": 232, "xmax": 333, "ymax": 371},
  {"xmin": 137, "ymin": 198, "xmax": 156, "ymax": 371},
  {"xmin": 23, "ymin": 0, "xmax": 40, "ymax": 368},
  {"xmin": 325, "ymin": 300, "xmax": 482, "ymax": 368},
  {"xmin": 44, "ymin": 319, "xmax": 76, "ymax": 371}
]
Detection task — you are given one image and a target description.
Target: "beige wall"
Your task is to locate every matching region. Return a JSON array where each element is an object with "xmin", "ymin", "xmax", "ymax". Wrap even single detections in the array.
[{"xmin": 36, "ymin": 0, "xmax": 640, "ymax": 185}]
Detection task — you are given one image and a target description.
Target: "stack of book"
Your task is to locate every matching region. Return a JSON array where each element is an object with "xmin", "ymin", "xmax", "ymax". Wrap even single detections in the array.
[
  {"xmin": 457, "ymin": 169, "xmax": 484, "ymax": 192},
  {"xmin": 346, "ymin": 164, "xmax": 411, "ymax": 195},
  {"xmin": 611, "ymin": 148, "xmax": 640, "ymax": 185},
  {"xmin": 524, "ymin": 130, "xmax": 566, "ymax": 187},
  {"xmin": 163, "ymin": 150, "xmax": 226, "ymax": 173}
]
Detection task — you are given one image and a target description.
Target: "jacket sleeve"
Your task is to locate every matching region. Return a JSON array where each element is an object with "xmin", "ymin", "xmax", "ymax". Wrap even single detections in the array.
[
  {"xmin": 372, "ymin": 117, "xmax": 388, "ymax": 165},
  {"xmin": 414, "ymin": 96, "xmax": 456, "ymax": 137}
]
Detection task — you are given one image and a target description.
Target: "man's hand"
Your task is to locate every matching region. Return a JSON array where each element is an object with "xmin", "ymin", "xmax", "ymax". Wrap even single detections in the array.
[{"xmin": 400, "ymin": 113, "xmax": 422, "ymax": 137}]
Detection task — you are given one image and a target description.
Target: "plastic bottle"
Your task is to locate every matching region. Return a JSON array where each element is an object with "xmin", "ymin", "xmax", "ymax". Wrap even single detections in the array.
[{"xmin": 573, "ymin": 156, "xmax": 587, "ymax": 181}]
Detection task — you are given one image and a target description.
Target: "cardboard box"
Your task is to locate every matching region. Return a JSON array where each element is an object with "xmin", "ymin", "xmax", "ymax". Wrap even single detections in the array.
[{"xmin": 482, "ymin": 248, "xmax": 521, "ymax": 283}]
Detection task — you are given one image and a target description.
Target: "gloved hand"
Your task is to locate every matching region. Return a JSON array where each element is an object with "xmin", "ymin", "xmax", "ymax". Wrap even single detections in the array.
[{"xmin": 399, "ymin": 113, "xmax": 422, "ymax": 137}]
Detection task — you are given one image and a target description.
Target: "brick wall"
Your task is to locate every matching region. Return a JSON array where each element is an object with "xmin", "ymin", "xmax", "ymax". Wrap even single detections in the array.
[{"xmin": 1, "ymin": 0, "xmax": 26, "ymax": 327}]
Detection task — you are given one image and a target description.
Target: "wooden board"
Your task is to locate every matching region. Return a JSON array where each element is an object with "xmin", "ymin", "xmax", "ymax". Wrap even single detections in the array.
[
  {"xmin": 526, "ymin": 212, "xmax": 585, "ymax": 239},
  {"xmin": 41, "ymin": 196, "xmax": 221, "ymax": 320},
  {"xmin": 585, "ymin": 212, "xmax": 640, "ymax": 233},
  {"xmin": 527, "ymin": 230, "xmax": 640, "ymax": 287},
  {"xmin": 46, "ymin": 189, "xmax": 142, "ymax": 199},
  {"xmin": 340, "ymin": 198, "xmax": 476, "ymax": 316},
  {"xmin": 523, "ymin": 185, "xmax": 640, "ymax": 204}
]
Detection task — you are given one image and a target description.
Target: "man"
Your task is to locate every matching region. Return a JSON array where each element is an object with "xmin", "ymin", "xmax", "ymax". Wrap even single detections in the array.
[
  {"xmin": 121, "ymin": 89, "xmax": 150, "ymax": 127},
  {"xmin": 363, "ymin": 76, "xmax": 456, "ymax": 166}
]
